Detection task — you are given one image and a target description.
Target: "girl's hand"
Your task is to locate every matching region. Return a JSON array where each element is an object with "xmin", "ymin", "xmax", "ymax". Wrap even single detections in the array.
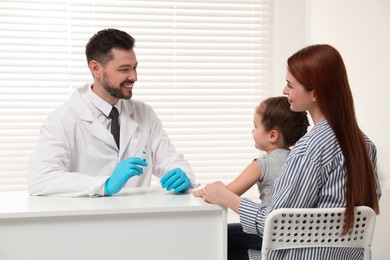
[{"xmin": 193, "ymin": 188, "xmax": 203, "ymax": 197}]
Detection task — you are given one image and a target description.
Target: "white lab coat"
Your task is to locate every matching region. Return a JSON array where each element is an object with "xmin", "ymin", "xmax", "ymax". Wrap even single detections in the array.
[{"xmin": 28, "ymin": 84, "xmax": 195, "ymax": 197}]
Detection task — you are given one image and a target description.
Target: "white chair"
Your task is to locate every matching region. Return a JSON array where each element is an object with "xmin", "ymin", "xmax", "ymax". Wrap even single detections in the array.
[{"xmin": 261, "ymin": 206, "xmax": 376, "ymax": 260}]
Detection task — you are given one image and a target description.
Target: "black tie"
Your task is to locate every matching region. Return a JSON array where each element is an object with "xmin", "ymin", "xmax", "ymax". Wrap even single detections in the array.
[{"xmin": 109, "ymin": 106, "xmax": 120, "ymax": 148}]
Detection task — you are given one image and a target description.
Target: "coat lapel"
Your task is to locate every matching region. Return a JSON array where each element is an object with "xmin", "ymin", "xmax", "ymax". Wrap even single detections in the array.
[
  {"xmin": 70, "ymin": 85, "xmax": 118, "ymax": 150},
  {"xmin": 90, "ymin": 121, "xmax": 118, "ymax": 149},
  {"xmin": 119, "ymin": 102, "xmax": 138, "ymax": 157}
]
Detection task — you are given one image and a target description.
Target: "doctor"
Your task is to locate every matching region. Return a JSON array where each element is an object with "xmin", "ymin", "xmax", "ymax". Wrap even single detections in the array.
[{"xmin": 28, "ymin": 28, "xmax": 195, "ymax": 197}]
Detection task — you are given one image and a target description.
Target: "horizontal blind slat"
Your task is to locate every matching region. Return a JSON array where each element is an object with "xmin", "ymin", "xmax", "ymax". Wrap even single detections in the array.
[{"xmin": 0, "ymin": 0, "xmax": 272, "ymax": 194}]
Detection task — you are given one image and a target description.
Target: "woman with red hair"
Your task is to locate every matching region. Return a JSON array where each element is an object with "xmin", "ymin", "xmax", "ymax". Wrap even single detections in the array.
[{"xmin": 199, "ymin": 44, "xmax": 381, "ymax": 260}]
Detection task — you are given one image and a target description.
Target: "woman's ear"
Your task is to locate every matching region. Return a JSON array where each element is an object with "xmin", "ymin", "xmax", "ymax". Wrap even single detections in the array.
[{"xmin": 311, "ymin": 90, "xmax": 317, "ymax": 102}]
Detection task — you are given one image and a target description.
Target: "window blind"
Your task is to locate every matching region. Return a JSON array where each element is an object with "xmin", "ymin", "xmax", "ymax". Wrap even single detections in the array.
[{"xmin": 0, "ymin": 0, "xmax": 273, "ymax": 192}]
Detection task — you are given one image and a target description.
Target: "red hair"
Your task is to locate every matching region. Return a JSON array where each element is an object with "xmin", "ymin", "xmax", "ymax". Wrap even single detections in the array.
[{"xmin": 287, "ymin": 44, "xmax": 379, "ymax": 235}]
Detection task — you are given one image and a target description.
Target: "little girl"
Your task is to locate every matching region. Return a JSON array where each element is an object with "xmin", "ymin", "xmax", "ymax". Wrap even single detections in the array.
[{"xmin": 195, "ymin": 96, "xmax": 309, "ymax": 259}]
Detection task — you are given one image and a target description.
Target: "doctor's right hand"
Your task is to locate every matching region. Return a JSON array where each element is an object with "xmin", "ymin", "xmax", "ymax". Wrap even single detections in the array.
[{"xmin": 104, "ymin": 157, "xmax": 148, "ymax": 196}]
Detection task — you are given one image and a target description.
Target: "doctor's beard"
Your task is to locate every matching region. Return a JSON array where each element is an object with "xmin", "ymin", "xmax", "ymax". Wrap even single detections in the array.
[{"xmin": 102, "ymin": 72, "xmax": 133, "ymax": 100}]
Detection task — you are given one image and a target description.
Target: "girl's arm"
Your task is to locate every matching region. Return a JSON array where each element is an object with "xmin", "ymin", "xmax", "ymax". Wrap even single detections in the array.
[
  {"xmin": 227, "ymin": 160, "xmax": 261, "ymax": 196},
  {"xmin": 193, "ymin": 160, "xmax": 261, "ymax": 198}
]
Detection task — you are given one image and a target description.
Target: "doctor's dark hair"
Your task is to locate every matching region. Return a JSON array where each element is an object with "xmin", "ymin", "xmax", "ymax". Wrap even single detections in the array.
[
  {"xmin": 256, "ymin": 96, "xmax": 309, "ymax": 147},
  {"xmin": 287, "ymin": 44, "xmax": 379, "ymax": 235},
  {"xmin": 85, "ymin": 28, "xmax": 135, "ymax": 65}
]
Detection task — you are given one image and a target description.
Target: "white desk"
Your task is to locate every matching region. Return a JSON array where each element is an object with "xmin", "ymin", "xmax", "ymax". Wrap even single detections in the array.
[{"xmin": 0, "ymin": 188, "xmax": 227, "ymax": 260}]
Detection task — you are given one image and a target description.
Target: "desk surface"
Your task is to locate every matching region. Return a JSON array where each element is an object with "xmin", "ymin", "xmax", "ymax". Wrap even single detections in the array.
[
  {"xmin": 0, "ymin": 187, "xmax": 227, "ymax": 260},
  {"xmin": 0, "ymin": 187, "xmax": 223, "ymax": 219}
]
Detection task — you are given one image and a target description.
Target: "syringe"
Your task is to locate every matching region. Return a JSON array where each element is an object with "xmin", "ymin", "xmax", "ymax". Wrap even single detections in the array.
[{"xmin": 141, "ymin": 145, "xmax": 148, "ymax": 162}]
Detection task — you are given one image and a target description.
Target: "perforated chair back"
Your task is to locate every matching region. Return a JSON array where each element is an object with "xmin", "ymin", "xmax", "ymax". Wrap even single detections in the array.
[{"xmin": 261, "ymin": 206, "xmax": 376, "ymax": 260}]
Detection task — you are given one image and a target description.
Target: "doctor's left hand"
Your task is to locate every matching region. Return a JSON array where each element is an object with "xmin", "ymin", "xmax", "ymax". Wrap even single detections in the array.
[{"xmin": 160, "ymin": 168, "xmax": 191, "ymax": 193}]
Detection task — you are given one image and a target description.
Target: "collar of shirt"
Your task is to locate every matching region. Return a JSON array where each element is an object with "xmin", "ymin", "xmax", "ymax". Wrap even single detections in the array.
[
  {"xmin": 84, "ymin": 84, "xmax": 122, "ymax": 129},
  {"xmin": 85, "ymin": 85, "xmax": 122, "ymax": 116}
]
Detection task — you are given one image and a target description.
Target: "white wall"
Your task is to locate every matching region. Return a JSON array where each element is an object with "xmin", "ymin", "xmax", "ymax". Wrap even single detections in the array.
[
  {"xmin": 306, "ymin": 0, "xmax": 390, "ymax": 191},
  {"xmin": 273, "ymin": 0, "xmax": 390, "ymax": 190},
  {"xmin": 273, "ymin": 1, "xmax": 390, "ymax": 259},
  {"xmin": 272, "ymin": 0, "xmax": 306, "ymax": 92}
]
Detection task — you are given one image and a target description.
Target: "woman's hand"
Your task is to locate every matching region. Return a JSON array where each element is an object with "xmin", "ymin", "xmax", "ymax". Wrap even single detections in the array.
[{"xmin": 196, "ymin": 181, "xmax": 241, "ymax": 213}]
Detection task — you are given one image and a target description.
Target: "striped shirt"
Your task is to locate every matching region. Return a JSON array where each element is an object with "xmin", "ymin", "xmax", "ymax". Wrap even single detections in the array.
[{"xmin": 239, "ymin": 120, "xmax": 382, "ymax": 260}]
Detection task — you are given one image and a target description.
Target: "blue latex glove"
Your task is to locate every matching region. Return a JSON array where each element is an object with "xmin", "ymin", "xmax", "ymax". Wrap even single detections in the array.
[
  {"xmin": 105, "ymin": 157, "xmax": 148, "ymax": 196},
  {"xmin": 160, "ymin": 168, "xmax": 191, "ymax": 193}
]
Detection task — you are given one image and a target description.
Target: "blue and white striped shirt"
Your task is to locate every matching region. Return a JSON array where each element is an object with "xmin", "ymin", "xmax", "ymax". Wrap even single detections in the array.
[{"xmin": 239, "ymin": 120, "xmax": 382, "ymax": 260}]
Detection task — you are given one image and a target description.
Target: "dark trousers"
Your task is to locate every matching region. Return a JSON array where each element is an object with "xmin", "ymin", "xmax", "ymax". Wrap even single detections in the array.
[{"xmin": 228, "ymin": 223, "xmax": 262, "ymax": 260}]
